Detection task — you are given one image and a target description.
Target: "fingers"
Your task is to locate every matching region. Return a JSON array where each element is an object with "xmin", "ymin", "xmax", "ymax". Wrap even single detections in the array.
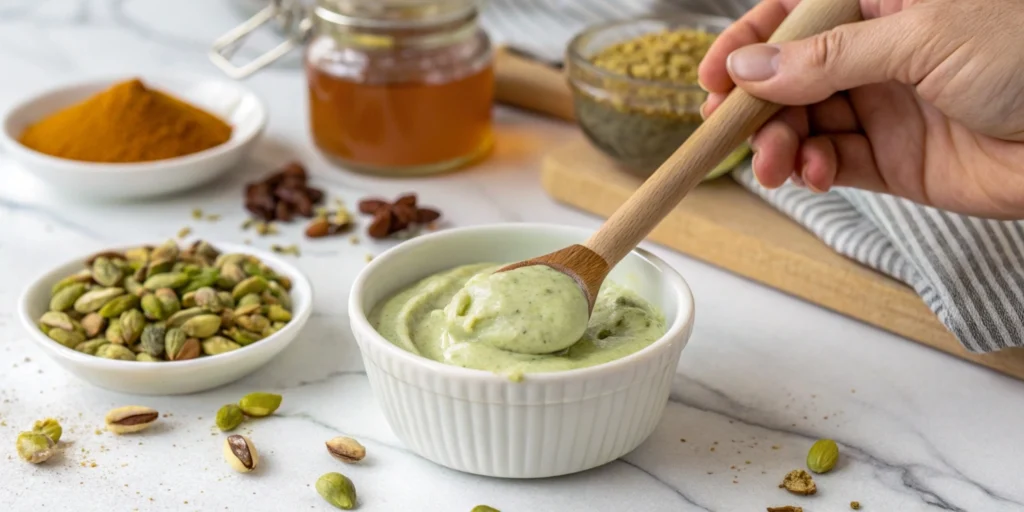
[
  {"xmin": 807, "ymin": 93, "xmax": 859, "ymax": 133},
  {"xmin": 754, "ymin": 133, "xmax": 887, "ymax": 194},
  {"xmin": 697, "ymin": 0, "xmax": 801, "ymax": 92},
  {"xmin": 725, "ymin": 12, "xmax": 920, "ymax": 105}
]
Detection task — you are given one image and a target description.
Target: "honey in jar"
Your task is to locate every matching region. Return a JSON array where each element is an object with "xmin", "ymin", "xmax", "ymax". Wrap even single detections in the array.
[{"xmin": 305, "ymin": 0, "xmax": 494, "ymax": 175}]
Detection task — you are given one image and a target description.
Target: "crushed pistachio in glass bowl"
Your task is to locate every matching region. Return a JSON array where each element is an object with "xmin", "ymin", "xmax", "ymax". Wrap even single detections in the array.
[{"xmin": 566, "ymin": 14, "xmax": 750, "ymax": 177}]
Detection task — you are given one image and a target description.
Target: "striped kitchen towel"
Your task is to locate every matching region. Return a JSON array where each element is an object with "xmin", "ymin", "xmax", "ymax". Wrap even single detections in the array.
[{"xmin": 482, "ymin": 0, "xmax": 1024, "ymax": 352}]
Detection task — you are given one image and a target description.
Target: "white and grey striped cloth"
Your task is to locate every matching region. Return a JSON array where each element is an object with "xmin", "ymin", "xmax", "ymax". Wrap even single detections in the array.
[{"xmin": 483, "ymin": 0, "xmax": 1024, "ymax": 353}]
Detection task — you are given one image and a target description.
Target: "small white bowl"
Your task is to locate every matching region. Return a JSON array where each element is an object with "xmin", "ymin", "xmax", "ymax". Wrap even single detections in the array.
[
  {"xmin": 0, "ymin": 75, "xmax": 267, "ymax": 201},
  {"xmin": 348, "ymin": 224, "xmax": 695, "ymax": 478},
  {"xmin": 17, "ymin": 243, "xmax": 312, "ymax": 396}
]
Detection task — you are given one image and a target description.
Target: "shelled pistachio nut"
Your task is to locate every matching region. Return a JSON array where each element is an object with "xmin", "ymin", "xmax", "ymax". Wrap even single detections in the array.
[
  {"xmin": 32, "ymin": 418, "xmax": 62, "ymax": 443},
  {"xmin": 807, "ymin": 439, "xmax": 839, "ymax": 474},
  {"xmin": 223, "ymin": 434, "xmax": 259, "ymax": 473},
  {"xmin": 471, "ymin": 506, "xmax": 501, "ymax": 512},
  {"xmin": 97, "ymin": 343, "xmax": 136, "ymax": 360},
  {"xmin": 238, "ymin": 392, "xmax": 282, "ymax": 417},
  {"xmin": 39, "ymin": 240, "xmax": 294, "ymax": 362},
  {"xmin": 216, "ymin": 404, "xmax": 245, "ymax": 432},
  {"xmin": 16, "ymin": 431, "xmax": 56, "ymax": 464},
  {"xmin": 316, "ymin": 472, "xmax": 357, "ymax": 510},
  {"xmin": 105, "ymin": 406, "xmax": 159, "ymax": 434},
  {"xmin": 325, "ymin": 436, "xmax": 365, "ymax": 463}
]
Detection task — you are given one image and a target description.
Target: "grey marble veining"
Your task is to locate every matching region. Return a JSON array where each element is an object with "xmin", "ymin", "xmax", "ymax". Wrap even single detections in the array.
[{"xmin": 1, "ymin": 1, "xmax": 1023, "ymax": 511}]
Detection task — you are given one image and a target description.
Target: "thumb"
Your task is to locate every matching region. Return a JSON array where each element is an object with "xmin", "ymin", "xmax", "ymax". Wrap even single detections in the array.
[{"xmin": 725, "ymin": 12, "xmax": 919, "ymax": 105}]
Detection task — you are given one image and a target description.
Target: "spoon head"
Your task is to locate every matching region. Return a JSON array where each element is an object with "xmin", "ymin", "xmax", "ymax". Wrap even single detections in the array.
[{"xmin": 498, "ymin": 244, "xmax": 609, "ymax": 312}]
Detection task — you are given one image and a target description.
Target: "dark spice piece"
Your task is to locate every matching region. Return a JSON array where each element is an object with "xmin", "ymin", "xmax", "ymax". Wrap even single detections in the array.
[
  {"xmin": 356, "ymin": 193, "xmax": 442, "ymax": 239},
  {"xmin": 244, "ymin": 161, "xmax": 324, "ymax": 224}
]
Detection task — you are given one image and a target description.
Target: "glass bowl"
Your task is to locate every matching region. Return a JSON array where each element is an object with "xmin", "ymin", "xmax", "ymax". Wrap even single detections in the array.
[{"xmin": 566, "ymin": 15, "xmax": 744, "ymax": 176}]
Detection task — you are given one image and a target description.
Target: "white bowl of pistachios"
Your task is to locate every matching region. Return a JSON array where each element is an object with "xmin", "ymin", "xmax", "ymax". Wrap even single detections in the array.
[{"xmin": 17, "ymin": 240, "xmax": 312, "ymax": 395}]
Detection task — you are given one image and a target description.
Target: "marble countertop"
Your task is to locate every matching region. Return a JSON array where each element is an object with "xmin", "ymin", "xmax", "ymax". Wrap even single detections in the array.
[{"xmin": 2, "ymin": 2, "xmax": 1023, "ymax": 511}]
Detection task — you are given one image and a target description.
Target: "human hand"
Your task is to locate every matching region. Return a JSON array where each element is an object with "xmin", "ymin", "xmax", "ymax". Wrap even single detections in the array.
[{"xmin": 698, "ymin": 0, "xmax": 1024, "ymax": 219}]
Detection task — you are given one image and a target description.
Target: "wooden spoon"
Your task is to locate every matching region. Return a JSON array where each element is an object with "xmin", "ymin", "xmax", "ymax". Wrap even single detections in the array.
[{"xmin": 500, "ymin": 0, "xmax": 863, "ymax": 309}]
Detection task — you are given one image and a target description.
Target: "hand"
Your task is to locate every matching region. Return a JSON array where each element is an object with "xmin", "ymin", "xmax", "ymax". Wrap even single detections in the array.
[{"xmin": 698, "ymin": 0, "xmax": 1024, "ymax": 219}]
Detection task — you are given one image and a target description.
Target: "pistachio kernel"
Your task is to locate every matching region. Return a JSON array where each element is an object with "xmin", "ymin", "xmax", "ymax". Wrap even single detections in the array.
[
  {"xmin": 49, "ymin": 283, "xmax": 88, "ymax": 312},
  {"xmin": 806, "ymin": 439, "xmax": 839, "ymax": 474},
  {"xmin": 216, "ymin": 404, "xmax": 245, "ymax": 432},
  {"xmin": 73, "ymin": 287, "xmax": 125, "ymax": 314},
  {"xmin": 97, "ymin": 343, "xmax": 135, "ymax": 361},
  {"xmin": 16, "ymin": 431, "xmax": 56, "ymax": 464},
  {"xmin": 201, "ymin": 336, "xmax": 240, "ymax": 355},
  {"xmin": 105, "ymin": 405, "xmax": 159, "ymax": 434},
  {"xmin": 316, "ymin": 472, "xmax": 357, "ymax": 510},
  {"xmin": 238, "ymin": 392, "xmax": 282, "ymax": 417},
  {"xmin": 472, "ymin": 507, "xmax": 501, "ymax": 512},
  {"xmin": 223, "ymin": 434, "xmax": 259, "ymax": 473},
  {"xmin": 32, "ymin": 418, "xmax": 62, "ymax": 443},
  {"xmin": 325, "ymin": 436, "xmax": 365, "ymax": 463}
]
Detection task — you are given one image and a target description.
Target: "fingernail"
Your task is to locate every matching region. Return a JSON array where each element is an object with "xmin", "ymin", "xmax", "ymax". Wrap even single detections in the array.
[
  {"xmin": 697, "ymin": 78, "xmax": 710, "ymax": 92},
  {"xmin": 727, "ymin": 44, "xmax": 780, "ymax": 82}
]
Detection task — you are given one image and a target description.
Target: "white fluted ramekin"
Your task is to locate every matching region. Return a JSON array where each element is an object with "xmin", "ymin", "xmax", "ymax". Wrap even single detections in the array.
[{"xmin": 348, "ymin": 224, "xmax": 694, "ymax": 478}]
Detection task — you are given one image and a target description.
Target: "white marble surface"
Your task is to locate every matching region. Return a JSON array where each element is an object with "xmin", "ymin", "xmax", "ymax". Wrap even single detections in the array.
[{"xmin": 1, "ymin": 2, "xmax": 1023, "ymax": 511}]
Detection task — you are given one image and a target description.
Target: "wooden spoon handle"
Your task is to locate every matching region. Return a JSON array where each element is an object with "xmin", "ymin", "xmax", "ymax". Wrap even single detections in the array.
[{"xmin": 585, "ymin": 0, "xmax": 863, "ymax": 265}]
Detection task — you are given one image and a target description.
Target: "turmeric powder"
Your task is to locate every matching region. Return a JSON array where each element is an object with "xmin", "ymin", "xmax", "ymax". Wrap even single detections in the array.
[{"xmin": 19, "ymin": 79, "xmax": 232, "ymax": 163}]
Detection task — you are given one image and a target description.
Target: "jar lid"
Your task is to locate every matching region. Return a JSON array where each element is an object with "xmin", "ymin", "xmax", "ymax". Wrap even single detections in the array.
[{"xmin": 315, "ymin": 0, "xmax": 477, "ymax": 29}]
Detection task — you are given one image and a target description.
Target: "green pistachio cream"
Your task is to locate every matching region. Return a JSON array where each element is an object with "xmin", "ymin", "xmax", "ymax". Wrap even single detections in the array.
[{"xmin": 369, "ymin": 263, "xmax": 666, "ymax": 375}]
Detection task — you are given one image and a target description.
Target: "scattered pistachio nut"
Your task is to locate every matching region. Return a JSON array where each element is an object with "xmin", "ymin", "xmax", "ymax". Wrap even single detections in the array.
[
  {"xmin": 16, "ymin": 431, "xmax": 56, "ymax": 464},
  {"xmin": 223, "ymin": 434, "xmax": 259, "ymax": 473},
  {"xmin": 32, "ymin": 418, "xmax": 62, "ymax": 443},
  {"xmin": 471, "ymin": 507, "xmax": 500, "ymax": 512},
  {"xmin": 766, "ymin": 507, "xmax": 802, "ymax": 512},
  {"xmin": 779, "ymin": 469, "xmax": 817, "ymax": 496},
  {"xmin": 216, "ymin": 404, "xmax": 245, "ymax": 432},
  {"xmin": 850, "ymin": 502, "xmax": 861, "ymax": 510},
  {"xmin": 105, "ymin": 405, "xmax": 159, "ymax": 434},
  {"xmin": 806, "ymin": 439, "xmax": 839, "ymax": 474},
  {"xmin": 316, "ymin": 472, "xmax": 357, "ymax": 510},
  {"xmin": 38, "ymin": 240, "xmax": 294, "ymax": 362},
  {"xmin": 238, "ymin": 392, "xmax": 282, "ymax": 417},
  {"xmin": 325, "ymin": 436, "xmax": 365, "ymax": 463}
]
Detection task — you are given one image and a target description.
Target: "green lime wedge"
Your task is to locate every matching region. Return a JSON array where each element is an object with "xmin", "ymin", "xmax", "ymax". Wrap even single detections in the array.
[{"xmin": 702, "ymin": 143, "xmax": 751, "ymax": 182}]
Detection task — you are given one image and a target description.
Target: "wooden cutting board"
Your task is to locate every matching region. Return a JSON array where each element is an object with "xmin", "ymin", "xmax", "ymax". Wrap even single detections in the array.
[{"xmin": 542, "ymin": 136, "xmax": 1024, "ymax": 381}]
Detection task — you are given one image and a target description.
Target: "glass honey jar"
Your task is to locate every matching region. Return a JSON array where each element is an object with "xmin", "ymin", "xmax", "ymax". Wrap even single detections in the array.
[{"xmin": 211, "ymin": 0, "xmax": 494, "ymax": 176}]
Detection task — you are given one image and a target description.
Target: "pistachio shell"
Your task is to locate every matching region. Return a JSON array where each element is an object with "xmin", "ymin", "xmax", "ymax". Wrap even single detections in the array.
[
  {"xmin": 98, "ymin": 294, "xmax": 139, "ymax": 318},
  {"xmin": 201, "ymin": 336, "xmax": 240, "ymax": 355},
  {"xmin": 73, "ymin": 287, "xmax": 125, "ymax": 314},
  {"xmin": 139, "ymin": 323, "xmax": 166, "ymax": 357},
  {"xmin": 105, "ymin": 405, "xmax": 159, "ymax": 434},
  {"xmin": 92, "ymin": 257, "xmax": 124, "ymax": 287},
  {"xmin": 232, "ymin": 276, "xmax": 268, "ymax": 301},
  {"xmin": 96, "ymin": 343, "xmax": 136, "ymax": 361},
  {"xmin": 181, "ymin": 315, "xmax": 222, "ymax": 338},
  {"xmin": 143, "ymin": 272, "xmax": 189, "ymax": 291},
  {"xmin": 223, "ymin": 434, "xmax": 259, "ymax": 472},
  {"xmin": 50, "ymin": 283, "xmax": 88, "ymax": 312}
]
